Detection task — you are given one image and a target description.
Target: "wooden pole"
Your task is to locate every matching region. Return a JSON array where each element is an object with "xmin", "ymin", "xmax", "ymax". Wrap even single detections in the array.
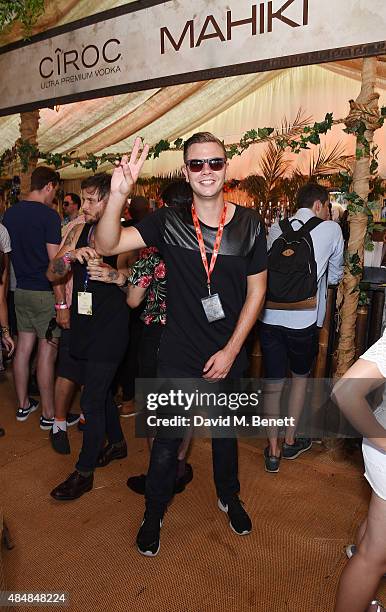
[
  {"xmin": 19, "ymin": 110, "xmax": 40, "ymax": 199},
  {"xmin": 248, "ymin": 327, "xmax": 263, "ymax": 378},
  {"xmin": 335, "ymin": 57, "xmax": 381, "ymax": 378},
  {"xmin": 313, "ymin": 287, "xmax": 334, "ymax": 378},
  {"xmin": 354, "ymin": 305, "xmax": 368, "ymax": 361}
]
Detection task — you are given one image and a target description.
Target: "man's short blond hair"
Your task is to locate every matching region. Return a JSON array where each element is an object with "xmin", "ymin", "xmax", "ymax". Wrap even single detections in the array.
[{"xmin": 183, "ymin": 132, "xmax": 227, "ymax": 162}]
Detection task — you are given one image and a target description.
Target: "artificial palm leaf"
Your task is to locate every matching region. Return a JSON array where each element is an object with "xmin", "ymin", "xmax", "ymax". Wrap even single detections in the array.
[
  {"xmin": 276, "ymin": 108, "xmax": 313, "ymax": 141},
  {"xmin": 307, "ymin": 143, "xmax": 354, "ymax": 178}
]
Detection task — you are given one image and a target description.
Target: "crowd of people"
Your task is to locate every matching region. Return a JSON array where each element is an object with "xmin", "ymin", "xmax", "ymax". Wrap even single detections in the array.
[{"xmin": 0, "ymin": 131, "xmax": 385, "ymax": 611}]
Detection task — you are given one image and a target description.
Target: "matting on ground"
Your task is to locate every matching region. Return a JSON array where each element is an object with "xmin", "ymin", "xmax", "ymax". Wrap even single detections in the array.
[{"xmin": 0, "ymin": 371, "xmax": 385, "ymax": 612}]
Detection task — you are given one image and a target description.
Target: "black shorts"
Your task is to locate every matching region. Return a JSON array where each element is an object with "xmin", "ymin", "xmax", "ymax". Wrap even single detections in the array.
[
  {"xmin": 57, "ymin": 329, "xmax": 85, "ymax": 385},
  {"xmin": 259, "ymin": 321, "xmax": 319, "ymax": 379}
]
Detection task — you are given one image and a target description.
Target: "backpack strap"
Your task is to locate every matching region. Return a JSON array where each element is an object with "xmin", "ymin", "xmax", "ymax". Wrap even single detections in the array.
[
  {"xmin": 279, "ymin": 219, "xmax": 291, "ymax": 233},
  {"xmin": 298, "ymin": 217, "xmax": 324, "ymax": 236},
  {"xmin": 279, "ymin": 217, "xmax": 304, "ymax": 238}
]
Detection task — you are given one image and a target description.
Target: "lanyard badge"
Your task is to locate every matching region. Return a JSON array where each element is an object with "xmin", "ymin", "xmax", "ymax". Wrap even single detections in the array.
[
  {"xmin": 77, "ymin": 225, "xmax": 94, "ymax": 316},
  {"xmin": 191, "ymin": 202, "xmax": 227, "ymax": 323}
]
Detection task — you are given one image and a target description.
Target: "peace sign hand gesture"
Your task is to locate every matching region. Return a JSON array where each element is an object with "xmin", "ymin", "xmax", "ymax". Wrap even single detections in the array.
[{"xmin": 111, "ymin": 137, "xmax": 150, "ymax": 197}]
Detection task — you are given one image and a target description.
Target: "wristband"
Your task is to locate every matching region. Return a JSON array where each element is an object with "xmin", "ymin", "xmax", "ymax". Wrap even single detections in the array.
[
  {"xmin": 1, "ymin": 326, "xmax": 10, "ymax": 336},
  {"xmin": 55, "ymin": 303, "xmax": 69, "ymax": 311},
  {"xmin": 62, "ymin": 252, "xmax": 72, "ymax": 266}
]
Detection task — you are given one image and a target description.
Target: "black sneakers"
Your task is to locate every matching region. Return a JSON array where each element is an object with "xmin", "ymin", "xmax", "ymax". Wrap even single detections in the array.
[
  {"xmin": 218, "ymin": 496, "xmax": 252, "ymax": 535},
  {"xmin": 16, "ymin": 398, "xmax": 39, "ymax": 422},
  {"xmin": 66, "ymin": 413, "xmax": 80, "ymax": 427},
  {"xmin": 282, "ymin": 438, "xmax": 312, "ymax": 459},
  {"xmin": 126, "ymin": 474, "xmax": 147, "ymax": 495},
  {"xmin": 136, "ymin": 511, "xmax": 163, "ymax": 557},
  {"xmin": 264, "ymin": 447, "xmax": 281, "ymax": 473},
  {"xmin": 127, "ymin": 463, "xmax": 194, "ymax": 496},
  {"xmin": 50, "ymin": 428, "xmax": 70, "ymax": 455},
  {"xmin": 39, "ymin": 415, "xmax": 54, "ymax": 430}
]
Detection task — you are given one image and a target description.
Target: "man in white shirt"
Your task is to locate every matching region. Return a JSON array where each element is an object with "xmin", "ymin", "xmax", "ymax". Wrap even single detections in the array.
[
  {"xmin": 0, "ymin": 223, "xmax": 13, "ymax": 374},
  {"xmin": 260, "ymin": 183, "xmax": 344, "ymax": 472}
]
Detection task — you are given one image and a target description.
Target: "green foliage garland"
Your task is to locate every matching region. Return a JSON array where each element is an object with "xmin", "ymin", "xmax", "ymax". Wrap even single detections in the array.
[
  {"xmin": 0, "ymin": 0, "xmax": 45, "ymax": 37},
  {"xmin": 0, "ymin": 111, "xmax": 356, "ymax": 177}
]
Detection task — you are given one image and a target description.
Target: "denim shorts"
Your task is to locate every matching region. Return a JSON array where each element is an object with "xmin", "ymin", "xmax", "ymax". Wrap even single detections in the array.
[{"xmin": 259, "ymin": 321, "xmax": 319, "ymax": 379}]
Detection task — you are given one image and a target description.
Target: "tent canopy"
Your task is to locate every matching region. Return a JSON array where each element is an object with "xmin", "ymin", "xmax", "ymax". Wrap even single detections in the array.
[{"xmin": 1, "ymin": 1, "xmax": 385, "ymax": 180}]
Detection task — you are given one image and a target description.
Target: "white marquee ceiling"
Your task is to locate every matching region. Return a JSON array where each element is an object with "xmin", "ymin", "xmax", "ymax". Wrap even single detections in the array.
[{"xmin": 1, "ymin": 2, "xmax": 385, "ymax": 180}]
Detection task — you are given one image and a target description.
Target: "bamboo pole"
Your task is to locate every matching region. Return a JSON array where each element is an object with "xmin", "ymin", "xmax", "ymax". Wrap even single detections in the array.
[
  {"xmin": 313, "ymin": 287, "xmax": 334, "ymax": 378},
  {"xmin": 354, "ymin": 306, "xmax": 369, "ymax": 361},
  {"xmin": 335, "ymin": 57, "xmax": 381, "ymax": 378},
  {"xmin": 248, "ymin": 328, "xmax": 263, "ymax": 378},
  {"xmin": 19, "ymin": 110, "xmax": 40, "ymax": 199}
]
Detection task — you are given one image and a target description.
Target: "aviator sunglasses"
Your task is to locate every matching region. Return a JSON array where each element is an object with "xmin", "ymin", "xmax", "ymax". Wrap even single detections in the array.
[{"xmin": 185, "ymin": 158, "xmax": 226, "ymax": 172}]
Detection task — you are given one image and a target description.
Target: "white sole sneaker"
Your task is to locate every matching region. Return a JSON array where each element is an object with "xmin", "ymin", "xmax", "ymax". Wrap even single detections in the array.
[
  {"xmin": 137, "ymin": 542, "xmax": 160, "ymax": 557},
  {"xmin": 40, "ymin": 420, "xmax": 54, "ymax": 431},
  {"xmin": 136, "ymin": 519, "xmax": 163, "ymax": 557},
  {"xmin": 217, "ymin": 499, "xmax": 252, "ymax": 536},
  {"xmin": 16, "ymin": 401, "xmax": 39, "ymax": 422},
  {"xmin": 345, "ymin": 544, "xmax": 356, "ymax": 559},
  {"xmin": 282, "ymin": 441, "xmax": 313, "ymax": 460}
]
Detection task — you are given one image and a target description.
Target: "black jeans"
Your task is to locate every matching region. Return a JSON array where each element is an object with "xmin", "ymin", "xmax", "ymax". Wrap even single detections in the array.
[
  {"xmin": 76, "ymin": 361, "xmax": 124, "ymax": 473},
  {"xmin": 138, "ymin": 322, "xmax": 164, "ymax": 378},
  {"xmin": 113, "ymin": 306, "xmax": 143, "ymax": 401},
  {"xmin": 145, "ymin": 363, "xmax": 240, "ymax": 515}
]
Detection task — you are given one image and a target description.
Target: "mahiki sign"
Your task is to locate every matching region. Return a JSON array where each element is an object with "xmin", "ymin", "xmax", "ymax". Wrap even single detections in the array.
[{"xmin": 0, "ymin": 0, "xmax": 385, "ymax": 116}]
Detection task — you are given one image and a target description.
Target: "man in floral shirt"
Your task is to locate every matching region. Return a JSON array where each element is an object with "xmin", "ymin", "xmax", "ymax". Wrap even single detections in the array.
[{"xmin": 129, "ymin": 246, "xmax": 167, "ymax": 327}]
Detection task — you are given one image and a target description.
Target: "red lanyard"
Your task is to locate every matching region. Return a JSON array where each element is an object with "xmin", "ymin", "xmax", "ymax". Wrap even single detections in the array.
[{"xmin": 191, "ymin": 202, "xmax": 227, "ymax": 294}]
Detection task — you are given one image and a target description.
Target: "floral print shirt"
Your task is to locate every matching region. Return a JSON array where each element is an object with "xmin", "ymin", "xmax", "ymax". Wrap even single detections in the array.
[{"xmin": 128, "ymin": 246, "xmax": 167, "ymax": 325}]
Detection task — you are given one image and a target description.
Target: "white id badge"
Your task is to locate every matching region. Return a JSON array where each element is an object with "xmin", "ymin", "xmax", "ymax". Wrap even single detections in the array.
[
  {"xmin": 77, "ymin": 292, "xmax": 93, "ymax": 315},
  {"xmin": 201, "ymin": 293, "xmax": 225, "ymax": 323}
]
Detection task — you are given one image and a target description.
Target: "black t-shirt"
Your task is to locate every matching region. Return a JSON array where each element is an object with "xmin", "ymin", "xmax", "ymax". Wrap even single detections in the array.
[{"xmin": 136, "ymin": 205, "xmax": 267, "ymax": 375}]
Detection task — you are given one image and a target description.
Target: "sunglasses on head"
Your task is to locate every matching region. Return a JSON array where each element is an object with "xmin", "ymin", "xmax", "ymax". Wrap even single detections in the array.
[{"xmin": 185, "ymin": 158, "xmax": 226, "ymax": 172}]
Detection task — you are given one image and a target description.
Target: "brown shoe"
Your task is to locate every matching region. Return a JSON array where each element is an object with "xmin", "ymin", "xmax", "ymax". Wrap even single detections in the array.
[{"xmin": 120, "ymin": 399, "xmax": 136, "ymax": 418}]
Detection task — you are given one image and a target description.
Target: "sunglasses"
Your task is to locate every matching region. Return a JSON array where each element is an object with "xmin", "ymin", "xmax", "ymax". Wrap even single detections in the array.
[
  {"xmin": 45, "ymin": 317, "xmax": 57, "ymax": 341},
  {"xmin": 185, "ymin": 158, "xmax": 226, "ymax": 172},
  {"xmin": 62, "ymin": 202, "xmax": 70, "ymax": 207}
]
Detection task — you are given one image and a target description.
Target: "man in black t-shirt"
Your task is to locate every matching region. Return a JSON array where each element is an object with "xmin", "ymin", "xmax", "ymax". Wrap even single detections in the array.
[
  {"xmin": 46, "ymin": 174, "xmax": 131, "ymax": 500},
  {"xmin": 95, "ymin": 133, "xmax": 267, "ymax": 557}
]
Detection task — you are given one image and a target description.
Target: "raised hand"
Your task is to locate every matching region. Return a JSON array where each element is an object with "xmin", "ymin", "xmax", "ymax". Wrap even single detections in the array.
[{"xmin": 111, "ymin": 137, "xmax": 150, "ymax": 198}]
